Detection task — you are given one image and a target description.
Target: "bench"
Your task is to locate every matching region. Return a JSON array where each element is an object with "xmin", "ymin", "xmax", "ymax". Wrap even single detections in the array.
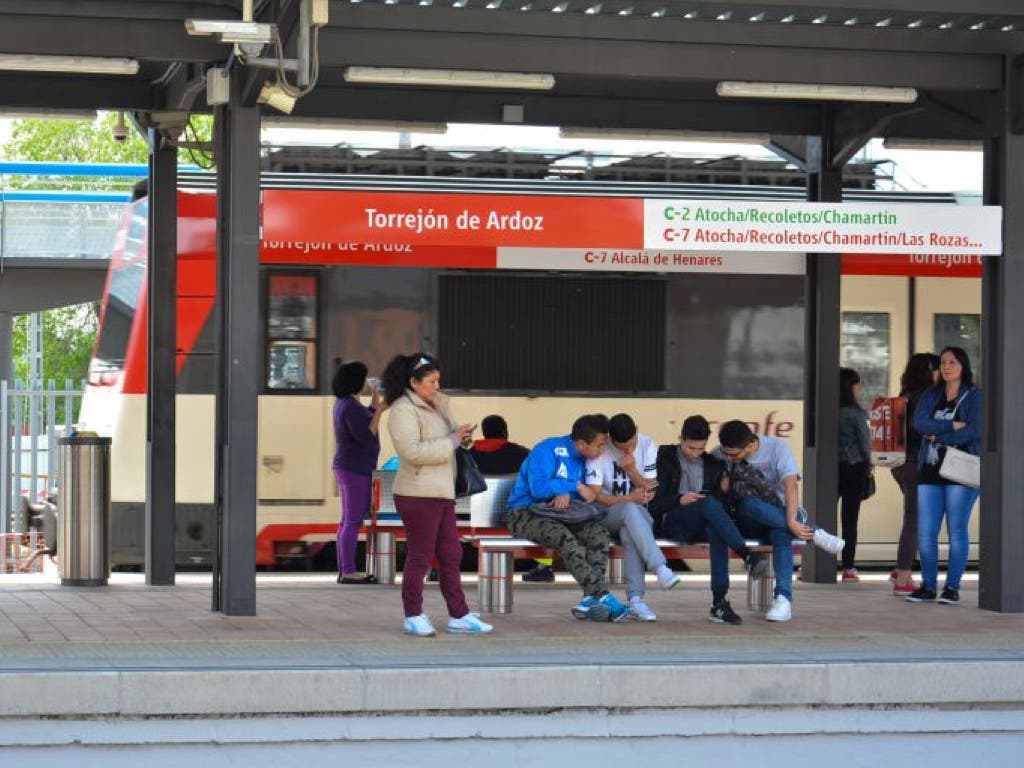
[{"xmin": 473, "ymin": 536, "xmax": 807, "ymax": 615}]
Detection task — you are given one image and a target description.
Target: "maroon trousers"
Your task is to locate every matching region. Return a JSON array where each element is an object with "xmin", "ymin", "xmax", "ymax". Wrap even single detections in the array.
[{"xmin": 394, "ymin": 494, "xmax": 470, "ymax": 619}]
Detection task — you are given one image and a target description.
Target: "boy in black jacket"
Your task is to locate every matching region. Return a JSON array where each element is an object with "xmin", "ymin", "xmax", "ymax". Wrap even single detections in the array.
[{"xmin": 649, "ymin": 415, "xmax": 768, "ymax": 625}]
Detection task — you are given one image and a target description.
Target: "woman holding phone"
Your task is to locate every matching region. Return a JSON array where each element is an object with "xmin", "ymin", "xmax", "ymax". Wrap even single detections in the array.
[{"xmin": 382, "ymin": 352, "xmax": 493, "ymax": 637}]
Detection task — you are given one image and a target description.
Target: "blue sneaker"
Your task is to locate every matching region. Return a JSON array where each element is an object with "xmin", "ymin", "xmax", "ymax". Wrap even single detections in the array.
[
  {"xmin": 571, "ymin": 596, "xmax": 610, "ymax": 622},
  {"xmin": 599, "ymin": 592, "xmax": 632, "ymax": 622}
]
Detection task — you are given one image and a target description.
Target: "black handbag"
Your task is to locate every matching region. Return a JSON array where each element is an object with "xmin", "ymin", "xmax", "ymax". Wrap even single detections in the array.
[
  {"xmin": 455, "ymin": 448, "xmax": 487, "ymax": 498},
  {"xmin": 861, "ymin": 470, "xmax": 876, "ymax": 501}
]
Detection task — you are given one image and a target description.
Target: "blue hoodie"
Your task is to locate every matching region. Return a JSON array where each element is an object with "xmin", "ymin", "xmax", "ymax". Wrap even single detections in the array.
[
  {"xmin": 507, "ymin": 435, "xmax": 585, "ymax": 510},
  {"xmin": 912, "ymin": 383, "xmax": 983, "ymax": 471}
]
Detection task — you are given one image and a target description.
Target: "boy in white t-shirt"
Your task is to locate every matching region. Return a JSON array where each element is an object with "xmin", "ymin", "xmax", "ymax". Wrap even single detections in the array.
[{"xmin": 586, "ymin": 413, "xmax": 682, "ymax": 621}]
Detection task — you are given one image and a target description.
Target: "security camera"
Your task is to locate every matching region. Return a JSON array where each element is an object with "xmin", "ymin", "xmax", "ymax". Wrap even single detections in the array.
[{"xmin": 112, "ymin": 110, "xmax": 128, "ymax": 143}]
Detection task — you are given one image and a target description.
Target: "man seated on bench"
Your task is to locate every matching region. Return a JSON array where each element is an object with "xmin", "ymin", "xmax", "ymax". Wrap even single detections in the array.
[
  {"xmin": 506, "ymin": 414, "xmax": 631, "ymax": 622},
  {"xmin": 649, "ymin": 415, "xmax": 770, "ymax": 626},
  {"xmin": 715, "ymin": 420, "xmax": 842, "ymax": 622},
  {"xmin": 585, "ymin": 413, "xmax": 682, "ymax": 622}
]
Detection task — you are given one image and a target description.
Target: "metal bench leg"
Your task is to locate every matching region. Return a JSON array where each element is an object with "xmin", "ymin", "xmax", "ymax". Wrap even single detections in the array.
[
  {"xmin": 366, "ymin": 530, "xmax": 396, "ymax": 585},
  {"xmin": 747, "ymin": 551, "xmax": 775, "ymax": 613},
  {"xmin": 606, "ymin": 548, "xmax": 625, "ymax": 585},
  {"xmin": 479, "ymin": 550, "xmax": 514, "ymax": 614}
]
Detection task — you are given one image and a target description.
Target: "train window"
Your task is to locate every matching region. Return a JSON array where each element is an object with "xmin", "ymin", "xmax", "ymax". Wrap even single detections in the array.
[
  {"xmin": 841, "ymin": 312, "xmax": 890, "ymax": 404},
  {"xmin": 439, "ymin": 274, "xmax": 665, "ymax": 391},
  {"xmin": 265, "ymin": 272, "xmax": 320, "ymax": 391},
  {"xmin": 934, "ymin": 314, "xmax": 982, "ymax": 382}
]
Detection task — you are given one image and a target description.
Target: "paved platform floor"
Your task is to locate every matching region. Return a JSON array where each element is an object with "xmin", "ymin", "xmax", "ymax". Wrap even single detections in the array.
[{"xmin": 0, "ymin": 570, "xmax": 1020, "ymax": 671}]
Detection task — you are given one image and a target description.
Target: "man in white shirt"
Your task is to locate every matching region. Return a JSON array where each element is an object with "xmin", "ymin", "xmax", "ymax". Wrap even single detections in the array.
[{"xmin": 586, "ymin": 413, "xmax": 682, "ymax": 621}]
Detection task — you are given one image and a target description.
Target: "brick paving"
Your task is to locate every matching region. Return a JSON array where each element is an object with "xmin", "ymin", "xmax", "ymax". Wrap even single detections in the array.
[{"xmin": 0, "ymin": 569, "xmax": 1021, "ymax": 672}]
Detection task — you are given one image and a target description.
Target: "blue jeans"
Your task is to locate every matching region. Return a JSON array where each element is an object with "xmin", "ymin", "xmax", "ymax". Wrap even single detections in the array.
[
  {"xmin": 735, "ymin": 497, "xmax": 796, "ymax": 601},
  {"xmin": 662, "ymin": 496, "xmax": 749, "ymax": 598},
  {"xmin": 917, "ymin": 483, "xmax": 980, "ymax": 591}
]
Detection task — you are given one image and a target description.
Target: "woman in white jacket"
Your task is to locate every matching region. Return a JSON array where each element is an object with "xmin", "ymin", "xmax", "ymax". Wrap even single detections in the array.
[{"xmin": 381, "ymin": 352, "xmax": 493, "ymax": 637}]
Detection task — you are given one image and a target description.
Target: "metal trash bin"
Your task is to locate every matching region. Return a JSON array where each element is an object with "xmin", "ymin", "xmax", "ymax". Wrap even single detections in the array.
[
  {"xmin": 746, "ymin": 553, "xmax": 775, "ymax": 613},
  {"xmin": 57, "ymin": 436, "xmax": 111, "ymax": 586},
  {"xmin": 478, "ymin": 550, "xmax": 514, "ymax": 614}
]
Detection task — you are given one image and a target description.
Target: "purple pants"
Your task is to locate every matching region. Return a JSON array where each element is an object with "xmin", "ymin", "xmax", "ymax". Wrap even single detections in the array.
[
  {"xmin": 394, "ymin": 494, "xmax": 469, "ymax": 619},
  {"xmin": 335, "ymin": 468, "xmax": 370, "ymax": 576}
]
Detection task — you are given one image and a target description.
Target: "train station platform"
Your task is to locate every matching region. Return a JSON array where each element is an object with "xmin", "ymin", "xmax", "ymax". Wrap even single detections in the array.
[{"xmin": 0, "ymin": 571, "xmax": 1022, "ymax": 763}]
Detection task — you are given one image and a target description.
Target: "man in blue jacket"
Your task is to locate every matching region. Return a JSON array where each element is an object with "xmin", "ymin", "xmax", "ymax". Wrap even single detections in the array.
[{"xmin": 507, "ymin": 414, "xmax": 631, "ymax": 622}]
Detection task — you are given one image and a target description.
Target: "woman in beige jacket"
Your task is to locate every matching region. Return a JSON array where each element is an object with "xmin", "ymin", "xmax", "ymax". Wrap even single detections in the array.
[{"xmin": 381, "ymin": 352, "xmax": 494, "ymax": 637}]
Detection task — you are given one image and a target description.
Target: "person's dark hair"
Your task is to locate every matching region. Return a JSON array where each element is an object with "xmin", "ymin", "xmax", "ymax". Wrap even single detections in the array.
[
  {"xmin": 719, "ymin": 420, "xmax": 756, "ymax": 449},
  {"xmin": 939, "ymin": 346, "xmax": 974, "ymax": 389},
  {"xmin": 332, "ymin": 361, "xmax": 368, "ymax": 399},
  {"xmin": 681, "ymin": 415, "xmax": 711, "ymax": 441},
  {"xmin": 571, "ymin": 414, "xmax": 610, "ymax": 444},
  {"xmin": 900, "ymin": 353, "xmax": 938, "ymax": 396},
  {"xmin": 608, "ymin": 413, "xmax": 637, "ymax": 444},
  {"xmin": 839, "ymin": 367, "xmax": 862, "ymax": 409},
  {"xmin": 481, "ymin": 415, "xmax": 508, "ymax": 440},
  {"xmin": 380, "ymin": 352, "xmax": 441, "ymax": 405}
]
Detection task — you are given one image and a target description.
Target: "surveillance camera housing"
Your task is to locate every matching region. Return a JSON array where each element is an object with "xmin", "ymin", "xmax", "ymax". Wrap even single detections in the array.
[{"xmin": 112, "ymin": 124, "xmax": 128, "ymax": 142}]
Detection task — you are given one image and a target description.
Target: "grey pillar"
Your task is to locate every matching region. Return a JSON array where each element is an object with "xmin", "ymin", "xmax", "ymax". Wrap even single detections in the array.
[
  {"xmin": 800, "ymin": 133, "xmax": 843, "ymax": 584},
  {"xmin": 0, "ymin": 312, "xmax": 12, "ymax": 383},
  {"xmin": 212, "ymin": 73, "xmax": 260, "ymax": 615},
  {"xmin": 979, "ymin": 58, "xmax": 1024, "ymax": 613},
  {"xmin": 146, "ymin": 129, "xmax": 177, "ymax": 586}
]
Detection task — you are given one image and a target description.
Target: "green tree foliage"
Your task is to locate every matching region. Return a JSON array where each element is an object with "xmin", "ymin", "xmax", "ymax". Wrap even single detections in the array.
[{"xmin": 11, "ymin": 304, "xmax": 98, "ymax": 386}]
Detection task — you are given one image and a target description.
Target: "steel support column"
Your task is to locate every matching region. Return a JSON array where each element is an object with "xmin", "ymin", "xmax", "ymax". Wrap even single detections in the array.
[
  {"xmin": 145, "ymin": 129, "xmax": 177, "ymax": 586},
  {"xmin": 0, "ymin": 312, "xmax": 12, "ymax": 384},
  {"xmin": 800, "ymin": 132, "xmax": 843, "ymax": 584},
  {"xmin": 979, "ymin": 57, "xmax": 1024, "ymax": 613},
  {"xmin": 212, "ymin": 73, "xmax": 260, "ymax": 615}
]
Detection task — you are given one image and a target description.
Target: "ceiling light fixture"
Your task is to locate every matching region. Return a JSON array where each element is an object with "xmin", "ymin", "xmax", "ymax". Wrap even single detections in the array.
[
  {"xmin": 0, "ymin": 54, "xmax": 139, "ymax": 76},
  {"xmin": 344, "ymin": 67, "xmax": 555, "ymax": 90},
  {"xmin": 262, "ymin": 117, "xmax": 448, "ymax": 133},
  {"xmin": 883, "ymin": 138, "xmax": 982, "ymax": 152},
  {"xmin": 184, "ymin": 19, "xmax": 276, "ymax": 44},
  {"xmin": 559, "ymin": 127, "xmax": 769, "ymax": 144},
  {"xmin": 716, "ymin": 81, "xmax": 918, "ymax": 104}
]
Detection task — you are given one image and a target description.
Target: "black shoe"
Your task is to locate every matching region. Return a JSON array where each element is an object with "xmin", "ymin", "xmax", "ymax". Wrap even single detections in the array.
[
  {"xmin": 427, "ymin": 568, "xmax": 439, "ymax": 582},
  {"xmin": 905, "ymin": 586, "xmax": 937, "ymax": 602},
  {"xmin": 709, "ymin": 600, "xmax": 743, "ymax": 625},
  {"xmin": 745, "ymin": 552, "xmax": 770, "ymax": 580},
  {"xmin": 337, "ymin": 573, "xmax": 378, "ymax": 585},
  {"xmin": 937, "ymin": 587, "xmax": 960, "ymax": 605},
  {"xmin": 522, "ymin": 564, "xmax": 555, "ymax": 583}
]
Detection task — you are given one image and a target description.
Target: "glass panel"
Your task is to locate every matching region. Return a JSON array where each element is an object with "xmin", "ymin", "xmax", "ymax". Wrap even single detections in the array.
[
  {"xmin": 841, "ymin": 312, "xmax": 890, "ymax": 405},
  {"xmin": 934, "ymin": 314, "xmax": 982, "ymax": 384},
  {"xmin": 267, "ymin": 340, "xmax": 317, "ymax": 390},
  {"xmin": 266, "ymin": 273, "xmax": 318, "ymax": 391},
  {"xmin": 267, "ymin": 275, "xmax": 317, "ymax": 340}
]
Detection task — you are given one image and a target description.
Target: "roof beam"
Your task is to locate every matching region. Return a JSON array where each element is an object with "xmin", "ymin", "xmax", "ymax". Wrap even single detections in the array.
[
  {"xmin": 0, "ymin": 74, "xmax": 158, "ymax": 110},
  {"xmin": 319, "ymin": 26, "xmax": 1001, "ymax": 91}
]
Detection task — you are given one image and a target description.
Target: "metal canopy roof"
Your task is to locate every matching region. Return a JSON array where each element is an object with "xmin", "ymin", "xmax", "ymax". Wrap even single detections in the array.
[{"xmin": 1, "ymin": 0, "xmax": 1021, "ymax": 141}]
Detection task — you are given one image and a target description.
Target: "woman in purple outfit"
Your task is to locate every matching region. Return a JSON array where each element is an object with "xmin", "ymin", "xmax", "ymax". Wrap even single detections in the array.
[{"xmin": 332, "ymin": 361, "xmax": 386, "ymax": 584}]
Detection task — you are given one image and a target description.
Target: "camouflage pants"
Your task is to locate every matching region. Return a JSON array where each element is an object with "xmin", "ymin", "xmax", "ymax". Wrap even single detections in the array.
[{"xmin": 507, "ymin": 507, "xmax": 609, "ymax": 596}]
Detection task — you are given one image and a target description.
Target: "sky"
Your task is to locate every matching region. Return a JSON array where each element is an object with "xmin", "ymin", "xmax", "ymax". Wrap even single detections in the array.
[{"xmin": 0, "ymin": 116, "xmax": 984, "ymax": 194}]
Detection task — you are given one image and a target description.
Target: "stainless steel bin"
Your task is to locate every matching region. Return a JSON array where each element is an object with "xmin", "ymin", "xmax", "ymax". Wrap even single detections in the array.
[{"xmin": 57, "ymin": 436, "xmax": 111, "ymax": 586}]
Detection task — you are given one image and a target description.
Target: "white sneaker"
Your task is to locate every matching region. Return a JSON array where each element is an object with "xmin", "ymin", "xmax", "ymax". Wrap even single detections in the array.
[
  {"xmin": 447, "ymin": 612, "xmax": 494, "ymax": 634},
  {"xmin": 629, "ymin": 597, "xmax": 657, "ymax": 622},
  {"xmin": 765, "ymin": 595, "xmax": 792, "ymax": 622},
  {"xmin": 403, "ymin": 614, "xmax": 436, "ymax": 637},
  {"xmin": 813, "ymin": 528, "xmax": 845, "ymax": 555},
  {"xmin": 656, "ymin": 565, "xmax": 682, "ymax": 591}
]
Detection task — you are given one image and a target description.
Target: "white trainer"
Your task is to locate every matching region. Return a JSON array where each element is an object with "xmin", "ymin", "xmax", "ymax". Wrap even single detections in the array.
[
  {"xmin": 629, "ymin": 597, "xmax": 657, "ymax": 622},
  {"xmin": 447, "ymin": 612, "xmax": 494, "ymax": 634},
  {"xmin": 765, "ymin": 595, "xmax": 792, "ymax": 622},
  {"xmin": 813, "ymin": 528, "xmax": 846, "ymax": 555},
  {"xmin": 403, "ymin": 614, "xmax": 436, "ymax": 637},
  {"xmin": 656, "ymin": 565, "xmax": 682, "ymax": 591}
]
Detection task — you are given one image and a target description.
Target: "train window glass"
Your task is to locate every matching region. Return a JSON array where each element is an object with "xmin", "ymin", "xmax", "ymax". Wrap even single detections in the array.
[
  {"xmin": 841, "ymin": 312, "xmax": 890, "ymax": 404},
  {"xmin": 934, "ymin": 314, "xmax": 982, "ymax": 383},
  {"xmin": 265, "ymin": 273, "xmax": 319, "ymax": 391},
  {"xmin": 439, "ymin": 274, "xmax": 665, "ymax": 391},
  {"xmin": 668, "ymin": 275, "xmax": 805, "ymax": 400}
]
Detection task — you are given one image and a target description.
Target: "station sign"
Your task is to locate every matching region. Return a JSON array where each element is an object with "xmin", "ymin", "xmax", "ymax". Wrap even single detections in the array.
[{"xmin": 261, "ymin": 190, "xmax": 1002, "ymax": 256}]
